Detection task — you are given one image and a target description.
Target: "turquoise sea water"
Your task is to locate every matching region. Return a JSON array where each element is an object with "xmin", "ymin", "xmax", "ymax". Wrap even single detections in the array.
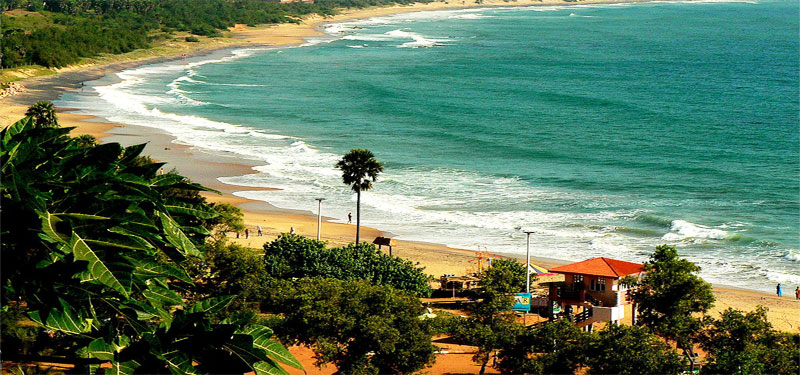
[{"xmin": 59, "ymin": 0, "xmax": 799, "ymax": 292}]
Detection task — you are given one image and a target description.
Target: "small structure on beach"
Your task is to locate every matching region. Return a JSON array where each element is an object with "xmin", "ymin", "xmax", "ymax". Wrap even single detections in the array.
[
  {"xmin": 373, "ymin": 236, "xmax": 397, "ymax": 256},
  {"xmin": 546, "ymin": 257, "xmax": 644, "ymax": 326},
  {"xmin": 439, "ymin": 274, "xmax": 481, "ymax": 295}
]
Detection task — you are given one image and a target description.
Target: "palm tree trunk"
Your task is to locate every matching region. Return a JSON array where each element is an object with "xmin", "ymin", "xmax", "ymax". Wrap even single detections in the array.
[{"xmin": 356, "ymin": 190, "xmax": 361, "ymax": 244}]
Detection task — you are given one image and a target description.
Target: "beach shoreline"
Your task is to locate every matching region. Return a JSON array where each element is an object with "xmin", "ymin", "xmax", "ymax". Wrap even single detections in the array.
[{"xmin": 2, "ymin": 0, "xmax": 798, "ymax": 332}]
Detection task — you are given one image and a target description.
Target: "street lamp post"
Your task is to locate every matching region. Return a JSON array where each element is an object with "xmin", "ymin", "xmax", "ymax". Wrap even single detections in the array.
[
  {"xmin": 315, "ymin": 198, "xmax": 325, "ymax": 241},
  {"xmin": 523, "ymin": 230, "xmax": 535, "ymax": 293}
]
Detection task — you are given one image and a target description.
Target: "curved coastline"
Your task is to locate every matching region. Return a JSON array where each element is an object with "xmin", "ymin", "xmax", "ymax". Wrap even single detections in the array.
[{"xmin": 2, "ymin": 0, "xmax": 799, "ymax": 332}]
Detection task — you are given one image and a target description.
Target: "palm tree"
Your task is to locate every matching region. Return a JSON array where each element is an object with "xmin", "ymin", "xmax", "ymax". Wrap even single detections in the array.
[
  {"xmin": 335, "ymin": 148, "xmax": 384, "ymax": 244},
  {"xmin": 25, "ymin": 100, "xmax": 58, "ymax": 128}
]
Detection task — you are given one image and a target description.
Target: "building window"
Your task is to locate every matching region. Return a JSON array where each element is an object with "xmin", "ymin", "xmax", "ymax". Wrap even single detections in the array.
[
  {"xmin": 573, "ymin": 274, "xmax": 584, "ymax": 285},
  {"xmin": 590, "ymin": 277, "xmax": 606, "ymax": 292}
]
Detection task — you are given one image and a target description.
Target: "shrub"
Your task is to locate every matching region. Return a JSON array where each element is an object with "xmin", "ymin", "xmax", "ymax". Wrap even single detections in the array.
[{"xmin": 263, "ymin": 234, "xmax": 432, "ymax": 296}]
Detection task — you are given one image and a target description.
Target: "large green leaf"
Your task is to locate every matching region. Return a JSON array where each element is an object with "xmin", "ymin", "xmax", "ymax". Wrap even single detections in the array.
[
  {"xmin": 224, "ymin": 337, "xmax": 290, "ymax": 375},
  {"xmin": 104, "ymin": 360, "xmax": 140, "ymax": 375},
  {"xmin": 84, "ymin": 239, "xmax": 150, "ymax": 252},
  {"xmin": 119, "ymin": 143, "xmax": 147, "ymax": 164},
  {"xmin": 54, "ymin": 212, "xmax": 110, "ymax": 221},
  {"xmin": 39, "ymin": 210, "xmax": 68, "ymax": 244},
  {"xmin": 28, "ymin": 299, "xmax": 92, "ymax": 334},
  {"xmin": 188, "ymin": 295, "xmax": 235, "ymax": 314},
  {"xmin": 240, "ymin": 325, "xmax": 303, "ymax": 369},
  {"xmin": 129, "ymin": 258, "xmax": 192, "ymax": 283},
  {"xmin": 71, "ymin": 233, "xmax": 130, "ymax": 298},
  {"xmin": 166, "ymin": 202, "xmax": 219, "ymax": 219},
  {"xmin": 121, "ymin": 300, "xmax": 172, "ymax": 326},
  {"xmin": 149, "ymin": 173, "xmax": 184, "ymax": 187},
  {"xmin": 1, "ymin": 116, "xmax": 33, "ymax": 144},
  {"xmin": 143, "ymin": 284, "xmax": 184, "ymax": 307},
  {"xmin": 161, "ymin": 352, "xmax": 196, "ymax": 375},
  {"xmin": 159, "ymin": 211, "xmax": 201, "ymax": 257},
  {"xmin": 83, "ymin": 338, "xmax": 115, "ymax": 361},
  {"xmin": 108, "ymin": 226, "xmax": 159, "ymax": 251},
  {"xmin": 252, "ymin": 361, "xmax": 292, "ymax": 375}
]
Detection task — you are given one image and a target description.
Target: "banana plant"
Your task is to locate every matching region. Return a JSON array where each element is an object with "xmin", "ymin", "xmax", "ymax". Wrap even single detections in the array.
[{"xmin": 1, "ymin": 116, "xmax": 301, "ymax": 374}]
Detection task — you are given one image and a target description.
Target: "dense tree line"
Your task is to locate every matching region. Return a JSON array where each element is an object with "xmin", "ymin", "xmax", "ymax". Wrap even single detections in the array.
[{"xmin": 0, "ymin": 0, "xmax": 434, "ymax": 68}]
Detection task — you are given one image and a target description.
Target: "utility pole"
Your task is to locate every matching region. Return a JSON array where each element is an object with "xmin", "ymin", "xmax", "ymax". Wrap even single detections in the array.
[
  {"xmin": 315, "ymin": 198, "xmax": 325, "ymax": 241},
  {"xmin": 523, "ymin": 230, "xmax": 535, "ymax": 293}
]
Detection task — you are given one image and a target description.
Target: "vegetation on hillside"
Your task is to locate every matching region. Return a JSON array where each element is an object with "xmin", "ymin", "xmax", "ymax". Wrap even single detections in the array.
[{"xmin": 0, "ymin": 0, "xmax": 435, "ymax": 69}]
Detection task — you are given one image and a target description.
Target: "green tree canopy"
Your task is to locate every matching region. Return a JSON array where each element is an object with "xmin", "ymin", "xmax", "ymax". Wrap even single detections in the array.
[
  {"xmin": 585, "ymin": 323, "xmax": 684, "ymax": 374},
  {"xmin": 262, "ymin": 278, "xmax": 436, "ymax": 375},
  {"xmin": 24, "ymin": 100, "xmax": 58, "ymax": 128},
  {"xmin": 496, "ymin": 319, "xmax": 588, "ymax": 375},
  {"xmin": 626, "ymin": 245, "xmax": 714, "ymax": 367},
  {"xmin": 1, "ymin": 116, "xmax": 299, "ymax": 374},
  {"xmin": 182, "ymin": 238, "xmax": 270, "ymax": 307},
  {"xmin": 700, "ymin": 306, "xmax": 800, "ymax": 375},
  {"xmin": 335, "ymin": 148, "xmax": 383, "ymax": 244},
  {"xmin": 263, "ymin": 234, "xmax": 431, "ymax": 296},
  {"xmin": 450, "ymin": 258, "xmax": 527, "ymax": 375}
]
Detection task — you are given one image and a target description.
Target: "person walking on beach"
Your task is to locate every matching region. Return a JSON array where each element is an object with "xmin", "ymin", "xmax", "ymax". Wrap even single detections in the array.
[
  {"xmin": 245, "ymin": 228, "xmax": 249, "ymax": 239},
  {"xmin": 290, "ymin": 227, "xmax": 295, "ymax": 235},
  {"xmin": 348, "ymin": 212, "xmax": 352, "ymax": 224},
  {"xmin": 257, "ymin": 225, "xmax": 263, "ymax": 236},
  {"xmin": 776, "ymin": 283, "xmax": 782, "ymax": 297},
  {"xmin": 795, "ymin": 287, "xmax": 799, "ymax": 300}
]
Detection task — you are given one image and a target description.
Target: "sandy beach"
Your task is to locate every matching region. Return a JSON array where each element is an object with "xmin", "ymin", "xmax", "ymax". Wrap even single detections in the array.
[{"xmin": 2, "ymin": 0, "xmax": 797, "ymax": 346}]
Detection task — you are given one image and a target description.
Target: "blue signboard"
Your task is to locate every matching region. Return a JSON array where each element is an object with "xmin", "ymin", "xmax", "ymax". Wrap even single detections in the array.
[{"xmin": 512, "ymin": 293, "xmax": 532, "ymax": 312}]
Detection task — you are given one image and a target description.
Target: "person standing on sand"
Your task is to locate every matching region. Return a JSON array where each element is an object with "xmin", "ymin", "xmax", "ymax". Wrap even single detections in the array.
[
  {"xmin": 290, "ymin": 227, "xmax": 295, "ymax": 235},
  {"xmin": 795, "ymin": 287, "xmax": 799, "ymax": 300},
  {"xmin": 776, "ymin": 283, "xmax": 782, "ymax": 297},
  {"xmin": 245, "ymin": 228, "xmax": 249, "ymax": 239},
  {"xmin": 348, "ymin": 212, "xmax": 352, "ymax": 224},
  {"xmin": 257, "ymin": 225, "xmax": 262, "ymax": 236}
]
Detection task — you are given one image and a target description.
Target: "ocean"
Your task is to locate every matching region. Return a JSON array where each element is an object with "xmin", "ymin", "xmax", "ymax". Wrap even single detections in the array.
[{"xmin": 58, "ymin": 0, "xmax": 799, "ymax": 293}]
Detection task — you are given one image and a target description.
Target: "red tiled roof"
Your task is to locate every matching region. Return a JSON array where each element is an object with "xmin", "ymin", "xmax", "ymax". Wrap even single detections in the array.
[{"xmin": 549, "ymin": 257, "xmax": 644, "ymax": 278}]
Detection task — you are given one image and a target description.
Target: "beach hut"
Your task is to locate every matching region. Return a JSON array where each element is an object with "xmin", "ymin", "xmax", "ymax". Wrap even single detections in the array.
[
  {"xmin": 373, "ymin": 236, "xmax": 398, "ymax": 256},
  {"xmin": 547, "ymin": 257, "xmax": 644, "ymax": 325}
]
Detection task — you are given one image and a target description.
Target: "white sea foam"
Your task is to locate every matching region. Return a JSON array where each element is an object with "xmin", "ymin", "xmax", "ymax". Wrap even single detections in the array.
[
  {"xmin": 342, "ymin": 34, "xmax": 396, "ymax": 42},
  {"xmin": 448, "ymin": 13, "xmax": 493, "ymax": 20},
  {"xmin": 385, "ymin": 29, "xmax": 449, "ymax": 48},
  {"xmin": 784, "ymin": 250, "xmax": 800, "ymax": 262},
  {"xmin": 766, "ymin": 270, "xmax": 800, "ymax": 285},
  {"xmin": 341, "ymin": 29, "xmax": 448, "ymax": 48},
  {"xmin": 662, "ymin": 219, "xmax": 729, "ymax": 241}
]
